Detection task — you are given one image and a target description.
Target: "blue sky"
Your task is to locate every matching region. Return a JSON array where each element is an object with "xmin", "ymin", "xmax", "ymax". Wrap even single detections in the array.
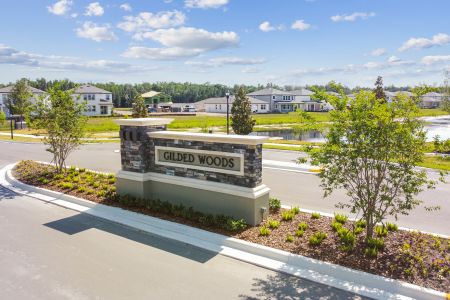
[{"xmin": 0, "ymin": 0, "xmax": 449, "ymax": 87}]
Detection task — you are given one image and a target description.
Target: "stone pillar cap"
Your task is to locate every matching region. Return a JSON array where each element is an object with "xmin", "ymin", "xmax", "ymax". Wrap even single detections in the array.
[
  {"xmin": 114, "ymin": 118, "xmax": 174, "ymax": 126},
  {"xmin": 148, "ymin": 131, "xmax": 269, "ymax": 145}
]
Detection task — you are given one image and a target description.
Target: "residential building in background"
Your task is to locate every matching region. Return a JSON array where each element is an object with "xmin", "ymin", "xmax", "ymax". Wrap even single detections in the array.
[
  {"xmin": 0, "ymin": 85, "xmax": 47, "ymax": 117},
  {"xmin": 196, "ymin": 96, "xmax": 270, "ymax": 113},
  {"xmin": 72, "ymin": 85, "xmax": 113, "ymax": 116},
  {"xmin": 420, "ymin": 92, "xmax": 443, "ymax": 108}
]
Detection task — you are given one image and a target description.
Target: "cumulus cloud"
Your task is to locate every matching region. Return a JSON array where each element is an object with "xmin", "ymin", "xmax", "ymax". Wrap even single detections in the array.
[
  {"xmin": 76, "ymin": 22, "xmax": 118, "ymax": 42},
  {"xmin": 185, "ymin": 56, "xmax": 266, "ymax": 68},
  {"xmin": 185, "ymin": 0, "xmax": 228, "ymax": 9},
  {"xmin": 369, "ymin": 48, "xmax": 386, "ymax": 57},
  {"xmin": 119, "ymin": 3, "xmax": 132, "ymax": 12},
  {"xmin": 331, "ymin": 12, "xmax": 375, "ymax": 22},
  {"xmin": 0, "ymin": 44, "xmax": 149, "ymax": 73},
  {"xmin": 399, "ymin": 33, "xmax": 450, "ymax": 52},
  {"xmin": 47, "ymin": 0, "xmax": 73, "ymax": 16},
  {"xmin": 259, "ymin": 21, "xmax": 284, "ymax": 32},
  {"xmin": 421, "ymin": 55, "xmax": 450, "ymax": 65},
  {"xmin": 85, "ymin": 2, "xmax": 104, "ymax": 16},
  {"xmin": 291, "ymin": 20, "xmax": 311, "ymax": 31},
  {"xmin": 117, "ymin": 11, "xmax": 186, "ymax": 32},
  {"xmin": 123, "ymin": 27, "xmax": 239, "ymax": 60}
]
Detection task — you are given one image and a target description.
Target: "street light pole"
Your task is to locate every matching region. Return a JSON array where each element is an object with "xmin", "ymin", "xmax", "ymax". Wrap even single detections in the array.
[{"xmin": 225, "ymin": 91, "xmax": 230, "ymax": 134}]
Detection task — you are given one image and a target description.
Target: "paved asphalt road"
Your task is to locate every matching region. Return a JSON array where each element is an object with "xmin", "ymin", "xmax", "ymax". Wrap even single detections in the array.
[
  {"xmin": 0, "ymin": 141, "xmax": 449, "ymax": 235},
  {"xmin": 0, "ymin": 142, "xmax": 367, "ymax": 299}
]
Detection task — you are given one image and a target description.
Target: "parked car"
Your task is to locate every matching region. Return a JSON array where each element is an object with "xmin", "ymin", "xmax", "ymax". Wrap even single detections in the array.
[{"xmin": 147, "ymin": 107, "xmax": 157, "ymax": 113}]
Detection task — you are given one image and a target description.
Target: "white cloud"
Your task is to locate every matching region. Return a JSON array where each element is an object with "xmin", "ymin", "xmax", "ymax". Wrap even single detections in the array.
[
  {"xmin": 399, "ymin": 33, "xmax": 450, "ymax": 52},
  {"xmin": 133, "ymin": 27, "xmax": 239, "ymax": 50},
  {"xmin": 47, "ymin": 0, "xmax": 73, "ymax": 16},
  {"xmin": 85, "ymin": 2, "xmax": 104, "ymax": 17},
  {"xmin": 0, "ymin": 44, "xmax": 150, "ymax": 73},
  {"xmin": 291, "ymin": 20, "xmax": 311, "ymax": 31},
  {"xmin": 76, "ymin": 22, "xmax": 118, "ymax": 42},
  {"xmin": 186, "ymin": 56, "xmax": 266, "ymax": 68},
  {"xmin": 259, "ymin": 21, "xmax": 284, "ymax": 32},
  {"xmin": 331, "ymin": 12, "xmax": 375, "ymax": 22},
  {"xmin": 122, "ymin": 47, "xmax": 202, "ymax": 60},
  {"xmin": 369, "ymin": 48, "xmax": 386, "ymax": 57},
  {"xmin": 117, "ymin": 11, "xmax": 186, "ymax": 32},
  {"xmin": 185, "ymin": 0, "xmax": 228, "ymax": 9},
  {"xmin": 241, "ymin": 67, "xmax": 261, "ymax": 74},
  {"xmin": 388, "ymin": 55, "xmax": 401, "ymax": 63},
  {"xmin": 120, "ymin": 3, "xmax": 132, "ymax": 12},
  {"xmin": 421, "ymin": 55, "xmax": 450, "ymax": 65},
  {"xmin": 123, "ymin": 27, "xmax": 239, "ymax": 60}
]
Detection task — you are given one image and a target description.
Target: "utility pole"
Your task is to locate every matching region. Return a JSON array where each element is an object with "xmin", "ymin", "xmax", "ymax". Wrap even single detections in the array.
[{"xmin": 226, "ymin": 91, "xmax": 230, "ymax": 135}]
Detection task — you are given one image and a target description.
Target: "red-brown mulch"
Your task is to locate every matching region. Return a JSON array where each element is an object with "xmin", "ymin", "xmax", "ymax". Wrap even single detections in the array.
[{"xmin": 13, "ymin": 160, "xmax": 450, "ymax": 292}]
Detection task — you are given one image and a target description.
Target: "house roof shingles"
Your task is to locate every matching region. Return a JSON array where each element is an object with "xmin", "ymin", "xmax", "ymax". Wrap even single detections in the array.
[
  {"xmin": 74, "ymin": 85, "xmax": 111, "ymax": 94},
  {"xmin": 0, "ymin": 85, "xmax": 46, "ymax": 94}
]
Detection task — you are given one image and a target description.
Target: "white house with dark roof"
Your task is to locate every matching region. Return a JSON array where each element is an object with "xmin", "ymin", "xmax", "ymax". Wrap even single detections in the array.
[
  {"xmin": 72, "ymin": 85, "xmax": 113, "ymax": 116},
  {"xmin": 247, "ymin": 87, "xmax": 328, "ymax": 112},
  {"xmin": 196, "ymin": 96, "xmax": 270, "ymax": 114},
  {"xmin": 0, "ymin": 85, "xmax": 47, "ymax": 117}
]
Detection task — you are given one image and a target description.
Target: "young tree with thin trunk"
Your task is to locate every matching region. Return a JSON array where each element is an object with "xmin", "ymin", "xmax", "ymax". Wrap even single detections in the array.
[
  {"xmin": 132, "ymin": 95, "xmax": 148, "ymax": 118},
  {"xmin": 231, "ymin": 87, "xmax": 255, "ymax": 135},
  {"xmin": 6, "ymin": 78, "xmax": 33, "ymax": 129},
  {"xmin": 441, "ymin": 71, "xmax": 450, "ymax": 113},
  {"xmin": 311, "ymin": 90, "xmax": 442, "ymax": 241},
  {"xmin": 33, "ymin": 84, "xmax": 87, "ymax": 173}
]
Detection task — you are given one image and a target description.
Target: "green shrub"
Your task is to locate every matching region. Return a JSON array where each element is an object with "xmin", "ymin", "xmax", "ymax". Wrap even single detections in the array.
[
  {"xmin": 259, "ymin": 226, "xmax": 271, "ymax": 236},
  {"xmin": 86, "ymin": 189, "xmax": 94, "ymax": 195},
  {"xmin": 309, "ymin": 231, "xmax": 327, "ymax": 246},
  {"xmin": 53, "ymin": 174, "xmax": 64, "ymax": 180},
  {"xmin": 93, "ymin": 182, "xmax": 100, "ymax": 188},
  {"xmin": 72, "ymin": 177, "xmax": 80, "ymax": 183},
  {"xmin": 69, "ymin": 166, "xmax": 76, "ymax": 173},
  {"xmin": 79, "ymin": 168, "xmax": 86, "ymax": 173},
  {"xmin": 110, "ymin": 186, "xmax": 116, "ymax": 192},
  {"xmin": 334, "ymin": 213, "xmax": 348, "ymax": 224},
  {"xmin": 297, "ymin": 222, "xmax": 308, "ymax": 231},
  {"xmin": 199, "ymin": 214, "xmax": 215, "ymax": 227},
  {"xmin": 102, "ymin": 185, "xmax": 109, "ymax": 191},
  {"xmin": 107, "ymin": 174, "xmax": 115, "ymax": 179},
  {"xmin": 225, "ymin": 219, "xmax": 247, "ymax": 232},
  {"xmin": 108, "ymin": 178, "xmax": 116, "ymax": 184},
  {"xmin": 386, "ymin": 222, "xmax": 398, "ymax": 232},
  {"xmin": 97, "ymin": 190, "xmax": 106, "ymax": 197},
  {"xmin": 290, "ymin": 207, "xmax": 300, "ymax": 215},
  {"xmin": 61, "ymin": 182, "xmax": 73, "ymax": 190},
  {"xmin": 286, "ymin": 234, "xmax": 294, "ymax": 243},
  {"xmin": 38, "ymin": 177, "xmax": 49, "ymax": 184},
  {"xmin": 375, "ymin": 225, "xmax": 388, "ymax": 237},
  {"xmin": 331, "ymin": 221, "xmax": 343, "ymax": 232},
  {"xmin": 267, "ymin": 219, "xmax": 280, "ymax": 229},
  {"xmin": 366, "ymin": 237, "xmax": 384, "ymax": 258},
  {"xmin": 295, "ymin": 229, "xmax": 304, "ymax": 237},
  {"xmin": 311, "ymin": 212, "xmax": 320, "ymax": 219},
  {"xmin": 354, "ymin": 226, "xmax": 364, "ymax": 235},
  {"xmin": 281, "ymin": 211, "xmax": 294, "ymax": 221},
  {"xmin": 269, "ymin": 197, "xmax": 281, "ymax": 211},
  {"xmin": 355, "ymin": 219, "xmax": 366, "ymax": 228},
  {"xmin": 337, "ymin": 228, "xmax": 355, "ymax": 251},
  {"xmin": 77, "ymin": 186, "xmax": 86, "ymax": 193}
]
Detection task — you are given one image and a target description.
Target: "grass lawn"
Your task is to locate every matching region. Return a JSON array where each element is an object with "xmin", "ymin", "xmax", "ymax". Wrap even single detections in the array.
[{"xmin": 418, "ymin": 155, "xmax": 450, "ymax": 171}]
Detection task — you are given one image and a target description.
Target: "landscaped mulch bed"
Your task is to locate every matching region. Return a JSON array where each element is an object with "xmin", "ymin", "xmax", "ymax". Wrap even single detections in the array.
[{"xmin": 13, "ymin": 160, "xmax": 449, "ymax": 293}]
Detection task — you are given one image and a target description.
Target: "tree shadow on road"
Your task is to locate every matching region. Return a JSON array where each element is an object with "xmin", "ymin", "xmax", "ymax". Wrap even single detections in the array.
[
  {"xmin": 43, "ymin": 212, "xmax": 218, "ymax": 264},
  {"xmin": 239, "ymin": 272, "xmax": 370, "ymax": 300},
  {"xmin": 0, "ymin": 186, "xmax": 16, "ymax": 201}
]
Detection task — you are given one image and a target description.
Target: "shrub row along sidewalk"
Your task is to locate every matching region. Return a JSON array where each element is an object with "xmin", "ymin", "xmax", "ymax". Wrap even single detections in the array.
[{"xmin": 13, "ymin": 160, "xmax": 449, "ymax": 293}]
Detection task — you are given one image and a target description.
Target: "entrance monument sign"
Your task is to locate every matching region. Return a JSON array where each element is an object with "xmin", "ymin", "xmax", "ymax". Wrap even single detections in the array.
[{"xmin": 115, "ymin": 118, "xmax": 270, "ymax": 225}]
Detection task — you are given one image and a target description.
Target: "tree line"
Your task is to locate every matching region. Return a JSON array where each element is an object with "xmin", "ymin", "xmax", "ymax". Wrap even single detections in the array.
[{"xmin": 2, "ymin": 78, "xmax": 447, "ymax": 108}]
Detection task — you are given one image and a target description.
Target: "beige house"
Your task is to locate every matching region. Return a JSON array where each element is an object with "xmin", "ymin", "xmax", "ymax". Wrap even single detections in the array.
[
  {"xmin": 0, "ymin": 85, "xmax": 47, "ymax": 117},
  {"xmin": 72, "ymin": 85, "xmax": 113, "ymax": 116}
]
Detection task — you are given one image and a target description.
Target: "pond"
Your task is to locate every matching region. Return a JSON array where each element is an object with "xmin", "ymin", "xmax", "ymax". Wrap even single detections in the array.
[{"xmin": 252, "ymin": 116, "xmax": 450, "ymax": 142}]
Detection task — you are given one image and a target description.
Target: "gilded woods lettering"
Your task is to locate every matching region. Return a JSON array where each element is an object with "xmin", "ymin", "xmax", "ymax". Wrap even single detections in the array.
[{"xmin": 155, "ymin": 146, "xmax": 243, "ymax": 175}]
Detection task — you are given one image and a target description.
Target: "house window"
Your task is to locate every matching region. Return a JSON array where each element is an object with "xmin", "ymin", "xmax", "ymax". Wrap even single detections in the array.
[
  {"xmin": 272, "ymin": 96, "xmax": 275, "ymax": 100},
  {"xmin": 106, "ymin": 94, "xmax": 110, "ymax": 100},
  {"xmin": 215, "ymin": 105, "xmax": 218, "ymax": 110},
  {"xmin": 83, "ymin": 95, "xmax": 88, "ymax": 100},
  {"xmin": 88, "ymin": 105, "xmax": 96, "ymax": 112},
  {"xmin": 261, "ymin": 104, "xmax": 266, "ymax": 110}
]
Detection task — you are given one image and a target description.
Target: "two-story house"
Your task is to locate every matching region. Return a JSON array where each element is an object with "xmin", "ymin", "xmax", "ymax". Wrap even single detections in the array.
[
  {"xmin": 72, "ymin": 85, "xmax": 113, "ymax": 116},
  {"xmin": 0, "ymin": 85, "xmax": 47, "ymax": 117},
  {"xmin": 420, "ymin": 92, "xmax": 443, "ymax": 108}
]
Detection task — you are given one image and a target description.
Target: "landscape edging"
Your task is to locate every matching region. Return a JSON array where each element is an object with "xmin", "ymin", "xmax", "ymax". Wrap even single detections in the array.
[{"xmin": 1, "ymin": 163, "xmax": 447, "ymax": 300}]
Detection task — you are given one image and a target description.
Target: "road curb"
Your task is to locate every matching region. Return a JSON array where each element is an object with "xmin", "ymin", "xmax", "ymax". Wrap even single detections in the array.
[{"xmin": 0, "ymin": 163, "xmax": 447, "ymax": 300}]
